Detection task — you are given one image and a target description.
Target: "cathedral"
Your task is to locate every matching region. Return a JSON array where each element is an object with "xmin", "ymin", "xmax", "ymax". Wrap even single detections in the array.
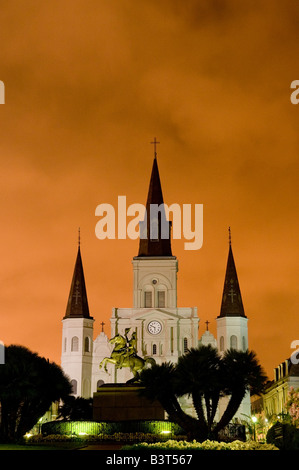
[{"xmin": 60, "ymin": 154, "xmax": 251, "ymax": 420}]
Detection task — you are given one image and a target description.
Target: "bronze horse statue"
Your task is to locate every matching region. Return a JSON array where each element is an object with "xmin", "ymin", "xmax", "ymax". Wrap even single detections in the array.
[{"xmin": 99, "ymin": 332, "xmax": 155, "ymax": 383}]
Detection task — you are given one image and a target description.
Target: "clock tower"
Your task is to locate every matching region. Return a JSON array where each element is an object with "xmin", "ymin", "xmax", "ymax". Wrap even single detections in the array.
[{"xmin": 110, "ymin": 152, "xmax": 199, "ymax": 382}]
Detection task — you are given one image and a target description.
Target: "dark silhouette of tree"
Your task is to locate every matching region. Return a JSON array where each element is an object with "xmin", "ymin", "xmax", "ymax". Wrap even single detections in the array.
[
  {"xmin": 213, "ymin": 349, "xmax": 267, "ymax": 435},
  {"xmin": 58, "ymin": 396, "xmax": 93, "ymax": 421},
  {"xmin": 139, "ymin": 345, "xmax": 267, "ymax": 441},
  {"xmin": 0, "ymin": 345, "xmax": 72, "ymax": 442},
  {"xmin": 174, "ymin": 345, "xmax": 223, "ymax": 439},
  {"xmin": 139, "ymin": 362, "xmax": 199, "ymax": 438}
]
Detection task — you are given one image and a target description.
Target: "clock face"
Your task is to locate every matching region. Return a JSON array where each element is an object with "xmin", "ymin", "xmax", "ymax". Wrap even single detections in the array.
[{"xmin": 147, "ymin": 320, "xmax": 162, "ymax": 335}]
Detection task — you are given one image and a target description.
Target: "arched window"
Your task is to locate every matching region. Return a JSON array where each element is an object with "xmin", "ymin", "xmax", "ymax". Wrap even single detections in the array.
[
  {"xmin": 183, "ymin": 337, "xmax": 188, "ymax": 353},
  {"xmin": 71, "ymin": 379, "xmax": 77, "ymax": 395},
  {"xmin": 220, "ymin": 336, "xmax": 224, "ymax": 352},
  {"xmin": 230, "ymin": 335, "xmax": 238, "ymax": 349},
  {"xmin": 71, "ymin": 336, "xmax": 79, "ymax": 352},
  {"xmin": 242, "ymin": 336, "xmax": 246, "ymax": 351},
  {"xmin": 63, "ymin": 337, "xmax": 67, "ymax": 352},
  {"xmin": 84, "ymin": 336, "xmax": 90, "ymax": 353},
  {"xmin": 152, "ymin": 344, "xmax": 157, "ymax": 355}
]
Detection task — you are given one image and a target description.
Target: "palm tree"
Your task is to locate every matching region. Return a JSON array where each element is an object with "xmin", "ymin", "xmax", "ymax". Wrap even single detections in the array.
[
  {"xmin": 212, "ymin": 349, "xmax": 267, "ymax": 435},
  {"xmin": 139, "ymin": 362, "xmax": 198, "ymax": 437},
  {"xmin": 174, "ymin": 345, "xmax": 223, "ymax": 438},
  {"xmin": 58, "ymin": 396, "xmax": 93, "ymax": 421},
  {"xmin": 139, "ymin": 345, "xmax": 267, "ymax": 442}
]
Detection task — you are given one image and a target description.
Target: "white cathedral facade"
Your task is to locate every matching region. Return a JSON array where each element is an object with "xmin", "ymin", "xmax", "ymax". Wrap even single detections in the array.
[{"xmin": 60, "ymin": 155, "xmax": 251, "ymax": 421}]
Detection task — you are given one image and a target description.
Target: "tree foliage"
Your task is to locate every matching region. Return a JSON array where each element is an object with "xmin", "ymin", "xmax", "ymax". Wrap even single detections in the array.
[
  {"xmin": 285, "ymin": 387, "xmax": 299, "ymax": 428},
  {"xmin": 58, "ymin": 396, "xmax": 93, "ymax": 421},
  {"xmin": 0, "ymin": 345, "xmax": 72, "ymax": 442},
  {"xmin": 139, "ymin": 345, "xmax": 267, "ymax": 441}
]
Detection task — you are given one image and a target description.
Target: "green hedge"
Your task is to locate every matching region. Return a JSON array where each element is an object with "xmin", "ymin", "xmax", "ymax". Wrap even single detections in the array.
[{"xmin": 41, "ymin": 420, "xmax": 184, "ymax": 437}]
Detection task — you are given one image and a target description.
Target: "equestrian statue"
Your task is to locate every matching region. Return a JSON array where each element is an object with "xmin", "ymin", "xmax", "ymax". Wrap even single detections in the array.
[{"xmin": 99, "ymin": 328, "xmax": 156, "ymax": 383}]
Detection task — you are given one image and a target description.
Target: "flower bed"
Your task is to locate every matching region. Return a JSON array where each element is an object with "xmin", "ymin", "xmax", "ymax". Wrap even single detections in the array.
[{"xmin": 123, "ymin": 439, "xmax": 278, "ymax": 451}]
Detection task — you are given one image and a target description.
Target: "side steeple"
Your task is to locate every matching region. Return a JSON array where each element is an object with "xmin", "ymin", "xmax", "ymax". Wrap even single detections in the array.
[
  {"xmin": 61, "ymin": 231, "xmax": 94, "ymax": 398},
  {"xmin": 218, "ymin": 228, "xmax": 246, "ymax": 318},
  {"xmin": 64, "ymin": 234, "xmax": 92, "ymax": 319},
  {"xmin": 216, "ymin": 228, "xmax": 250, "ymax": 419},
  {"xmin": 137, "ymin": 151, "xmax": 173, "ymax": 257}
]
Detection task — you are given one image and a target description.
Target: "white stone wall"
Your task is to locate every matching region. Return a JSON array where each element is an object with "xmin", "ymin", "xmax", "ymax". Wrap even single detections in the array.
[
  {"xmin": 61, "ymin": 317, "xmax": 94, "ymax": 398},
  {"xmin": 216, "ymin": 315, "xmax": 251, "ymax": 422},
  {"xmin": 216, "ymin": 316, "xmax": 248, "ymax": 353}
]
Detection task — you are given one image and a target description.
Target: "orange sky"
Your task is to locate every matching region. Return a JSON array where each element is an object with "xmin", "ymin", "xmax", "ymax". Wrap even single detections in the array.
[{"xmin": 1, "ymin": 0, "xmax": 299, "ymax": 380}]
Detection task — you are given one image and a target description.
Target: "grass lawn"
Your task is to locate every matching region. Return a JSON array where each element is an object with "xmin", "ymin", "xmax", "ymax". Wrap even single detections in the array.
[{"xmin": 0, "ymin": 442, "xmax": 84, "ymax": 450}]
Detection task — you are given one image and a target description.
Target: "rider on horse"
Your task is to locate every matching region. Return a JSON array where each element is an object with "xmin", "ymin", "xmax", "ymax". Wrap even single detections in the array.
[{"xmin": 118, "ymin": 328, "xmax": 137, "ymax": 369}]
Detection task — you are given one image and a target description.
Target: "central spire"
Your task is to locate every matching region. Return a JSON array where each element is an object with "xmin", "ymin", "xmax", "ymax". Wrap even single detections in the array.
[{"xmin": 137, "ymin": 150, "xmax": 173, "ymax": 257}]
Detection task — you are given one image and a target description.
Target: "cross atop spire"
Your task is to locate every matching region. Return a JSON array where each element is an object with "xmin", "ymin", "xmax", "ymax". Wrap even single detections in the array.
[
  {"xmin": 150, "ymin": 137, "xmax": 160, "ymax": 159},
  {"xmin": 228, "ymin": 226, "xmax": 231, "ymax": 247},
  {"xmin": 78, "ymin": 227, "xmax": 81, "ymax": 247}
]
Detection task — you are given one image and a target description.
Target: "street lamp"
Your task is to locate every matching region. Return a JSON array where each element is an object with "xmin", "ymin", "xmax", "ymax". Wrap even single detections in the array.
[{"xmin": 252, "ymin": 416, "xmax": 257, "ymax": 441}]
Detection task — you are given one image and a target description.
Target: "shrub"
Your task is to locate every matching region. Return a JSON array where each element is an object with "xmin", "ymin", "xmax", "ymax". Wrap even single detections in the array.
[
  {"xmin": 41, "ymin": 419, "xmax": 183, "ymax": 437},
  {"xmin": 123, "ymin": 439, "xmax": 278, "ymax": 451},
  {"xmin": 266, "ymin": 422, "xmax": 299, "ymax": 451}
]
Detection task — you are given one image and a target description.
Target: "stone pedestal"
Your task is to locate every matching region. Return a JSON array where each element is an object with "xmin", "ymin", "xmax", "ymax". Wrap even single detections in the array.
[{"xmin": 93, "ymin": 383, "xmax": 165, "ymax": 421}]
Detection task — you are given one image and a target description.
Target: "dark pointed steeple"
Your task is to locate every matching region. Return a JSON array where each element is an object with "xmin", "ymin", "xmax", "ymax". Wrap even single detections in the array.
[
  {"xmin": 64, "ymin": 236, "xmax": 92, "ymax": 319},
  {"xmin": 137, "ymin": 154, "xmax": 173, "ymax": 257},
  {"xmin": 218, "ymin": 228, "xmax": 246, "ymax": 318}
]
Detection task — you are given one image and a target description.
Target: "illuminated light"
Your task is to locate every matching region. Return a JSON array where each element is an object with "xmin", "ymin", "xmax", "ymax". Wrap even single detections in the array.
[
  {"xmin": 160, "ymin": 430, "xmax": 171, "ymax": 434},
  {"xmin": 252, "ymin": 416, "xmax": 257, "ymax": 423},
  {"xmin": 25, "ymin": 433, "xmax": 33, "ymax": 438},
  {"xmin": 78, "ymin": 432, "xmax": 87, "ymax": 436}
]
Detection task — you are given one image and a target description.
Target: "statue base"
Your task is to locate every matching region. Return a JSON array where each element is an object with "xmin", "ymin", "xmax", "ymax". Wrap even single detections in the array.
[{"xmin": 93, "ymin": 383, "xmax": 165, "ymax": 421}]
